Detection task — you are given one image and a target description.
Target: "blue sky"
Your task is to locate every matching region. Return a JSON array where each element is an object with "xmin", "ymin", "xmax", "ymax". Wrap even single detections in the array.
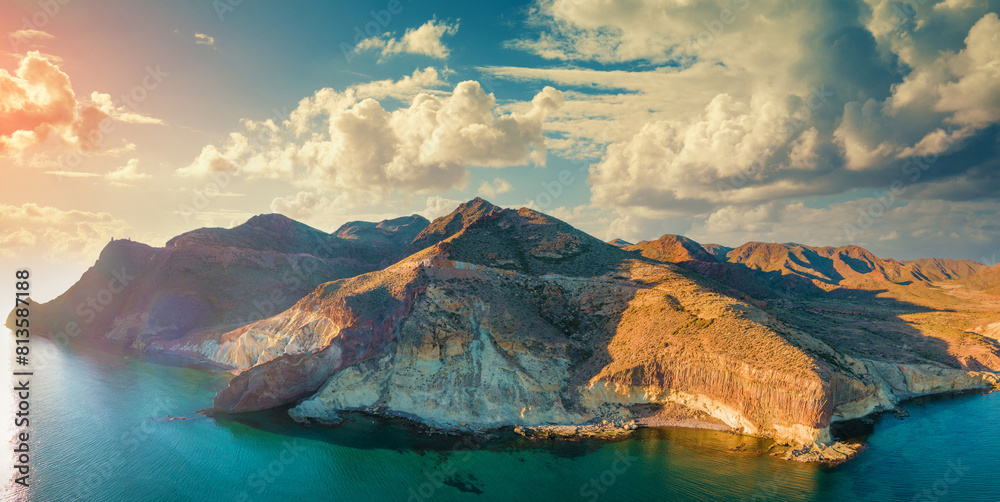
[{"xmin": 3, "ymin": 0, "xmax": 1000, "ymax": 299}]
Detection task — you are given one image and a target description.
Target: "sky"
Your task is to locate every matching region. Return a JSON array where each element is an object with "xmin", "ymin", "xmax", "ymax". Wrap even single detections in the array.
[{"xmin": 2, "ymin": 0, "xmax": 1000, "ymax": 301}]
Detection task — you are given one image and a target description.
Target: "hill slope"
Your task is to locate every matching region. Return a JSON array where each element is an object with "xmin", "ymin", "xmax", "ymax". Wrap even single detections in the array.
[
  {"xmin": 963, "ymin": 265, "xmax": 1000, "ymax": 295},
  {"xmin": 18, "ymin": 214, "xmax": 428, "ymax": 348},
  {"xmin": 180, "ymin": 201, "xmax": 999, "ymax": 457},
  {"xmin": 11, "ymin": 200, "xmax": 999, "ymax": 462}
]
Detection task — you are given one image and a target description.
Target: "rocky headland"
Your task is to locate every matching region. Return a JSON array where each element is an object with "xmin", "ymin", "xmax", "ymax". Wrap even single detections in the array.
[{"xmin": 10, "ymin": 198, "xmax": 1000, "ymax": 465}]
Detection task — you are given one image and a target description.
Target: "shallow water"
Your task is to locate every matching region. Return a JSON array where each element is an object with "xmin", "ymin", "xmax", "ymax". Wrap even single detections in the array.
[{"xmin": 4, "ymin": 335, "xmax": 998, "ymax": 501}]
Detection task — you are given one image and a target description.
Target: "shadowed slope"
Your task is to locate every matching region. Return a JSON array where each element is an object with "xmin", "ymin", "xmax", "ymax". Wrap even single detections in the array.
[{"xmin": 13, "ymin": 214, "xmax": 429, "ymax": 349}]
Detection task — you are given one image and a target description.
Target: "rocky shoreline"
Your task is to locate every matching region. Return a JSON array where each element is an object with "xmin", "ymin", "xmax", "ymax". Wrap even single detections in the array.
[
  {"xmin": 514, "ymin": 420, "xmax": 639, "ymax": 440},
  {"xmin": 769, "ymin": 441, "xmax": 867, "ymax": 465},
  {"xmin": 279, "ymin": 382, "xmax": 999, "ymax": 466}
]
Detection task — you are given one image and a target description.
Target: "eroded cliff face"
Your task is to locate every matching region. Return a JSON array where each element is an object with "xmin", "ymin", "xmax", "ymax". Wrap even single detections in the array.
[
  {"xmin": 17, "ymin": 214, "xmax": 429, "ymax": 351},
  {"xmin": 15, "ymin": 199, "xmax": 1000, "ymax": 454},
  {"xmin": 182, "ymin": 202, "xmax": 999, "ymax": 448}
]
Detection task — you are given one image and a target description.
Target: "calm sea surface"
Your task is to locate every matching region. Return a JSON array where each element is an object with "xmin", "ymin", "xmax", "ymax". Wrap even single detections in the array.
[{"xmin": 4, "ymin": 335, "xmax": 998, "ymax": 501}]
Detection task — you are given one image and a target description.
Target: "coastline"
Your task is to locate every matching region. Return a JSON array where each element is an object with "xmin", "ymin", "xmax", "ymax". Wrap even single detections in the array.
[
  {"xmin": 27, "ymin": 331, "xmax": 1000, "ymax": 467},
  {"xmin": 277, "ymin": 379, "xmax": 1000, "ymax": 466}
]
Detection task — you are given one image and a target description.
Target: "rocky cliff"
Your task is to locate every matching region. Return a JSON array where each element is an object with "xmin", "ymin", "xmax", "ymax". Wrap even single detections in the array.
[
  {"xmin": 18, "ymin": 213, "xmax": 428, "ymax": 349},
  {"xmin": 12, "ymin": 199, "xmax": 1000, "ymax": 459},
  {"xmin": 188, "ymin": 200, "xmax": 1000, "ymax": 450}
]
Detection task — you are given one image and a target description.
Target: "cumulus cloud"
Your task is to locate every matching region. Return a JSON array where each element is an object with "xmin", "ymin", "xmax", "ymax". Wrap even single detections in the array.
[
  {"xmin": 477, "ymin": 177, "xmax": 513, "ymax": 199},
  {"xmin": 0, "ymin": 203, "xmax": 133, "ymax": 261},
  {"xmin": 420, "ymin": 195, "xmax": 464, "ymax": 220},
  {"xmin": 481, "ymin": 62, "xmax": 749, "ymax": 157},
  {"xmin": 355, "ymin": 19, "xmax": 459, "ymax": 61},
  {"xmin": 0, "ymin": 51, "xmax": 162, "ymax": 157},
  {"xmin": 180, "ymin": 68, "xmax": 563, "ymax": 205},
  {"xmin": 496, "ymin": 1, "xmax": 1000, "ymax": 245},
  {"xmin": 0, "ymin": 51, "xmax": 107, "ymax": 154},
  {"xmin": 106, "ymin": 158, "xmax": 151, "ymax": 183},
  {"xmin": 194, "ymin": 33, "xmax": 216, "ymax": 47},
  {"xmin": 270, "ymin": 191, "xmax": 332, "ymax": 220},
  {"xmin": 508, "ymin": 0, "xmax": 766, "ymax": 64},
  {"xmin": 900, "ymin": 13, "xmax": 1000, "ymax": 129}
]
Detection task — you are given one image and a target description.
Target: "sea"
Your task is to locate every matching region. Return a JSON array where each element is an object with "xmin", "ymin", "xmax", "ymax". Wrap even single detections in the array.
[{"xmin": 4, "ymin": 334, "xmax": 998, "ymax": 502}]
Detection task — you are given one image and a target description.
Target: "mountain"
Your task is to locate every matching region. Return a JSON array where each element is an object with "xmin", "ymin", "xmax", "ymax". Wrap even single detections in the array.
[
  {"xmin": 11, "ymin": 200, "xmax": 1000, "ymax": 465},
  {"xmin": 20, "ymin": 214, "xmax": 428, "ymax": 349},
  {"xmin": 334, "ymin": 215, "xmax": 428, "ymax": 248},
  {"xmin": 700, "ymin": 243, "xmax": 733, "ymax": 261},
  {"xmin": 624, "ymin": 234, "xmax": 716, "ymax": 263},
  {"xmin": 724, "ymin": 242, "xmax": 986, "ymax": 289},
  {"xmin": 607, "ymin": 238, "xmax": 633, "ymax": 248},
  {"xmin": 962, "ymin": 265, "xmax": 1000, "ymax": 295},
  {"xmin": 174, "ymin": 201, "xmax": 998, "ymax": 463},
  {"xmin": 903, "ymin": 258, "xmax": 987, "ymax": 282}
]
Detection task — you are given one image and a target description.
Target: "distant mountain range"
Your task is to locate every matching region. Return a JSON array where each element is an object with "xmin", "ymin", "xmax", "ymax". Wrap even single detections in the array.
[
  {"xmin": 622, "ymin": 234, "xmax": 987, "ymax": 297},
  {"xmin": 11, "ymin": 198, "xmax": 1000, "ymax": 464}
]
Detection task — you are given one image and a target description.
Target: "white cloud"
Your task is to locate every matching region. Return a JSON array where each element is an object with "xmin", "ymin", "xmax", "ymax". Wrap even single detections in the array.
[
  {"xmin": 270, "ymin": 191, "xmax": 331, "ymax": 220},
  {"xmin": 0, "ymin": 52, "xmax": 163, "ymax": 159},
  {"xmin": 492, "ymin": 2, "xmax": 1000, "ymax": 231},
  {"xmin": 0, "ymin": 203, "xmax": 133, "ymax": 261},
  {"xmin": 934, "ymin": 0, "xmax": 981, "ymax": 11},
  {"xmin": 420, "ymin": 195, "xmax": 464, "ymax": 220},
  {"xmin": 106, "ymin": 158, "xmax": 151, "ymax": 183},
  {"xmin": 194, "ymin": 33, "xmax": 216, "ymax": 47},
  {"xmin": 477, "ymin": 177, "xmax": 513, "ymax": 199},
  {"xmin": 7, "ymin": 29, "xmax": 54, "ymax": 50},
  {"xmin": 0, "ymin": 51, "xmax": 111, "ymax": 155},
  {"xmin": 44, "ymin": 158, "xmax": 152, "ymax": 185},
  {"xmin": 355, "ymin": 19, "xmax": 459, "ymax": 61},
  {"xmin": 88, "ymin": 92, "xmax": 165, "ymax": 125},
  {"xmin": 45, "ymin": 170, "xmax": 100, "ymax": 178},
  {"xmin": 588, "ymin": 92, "xmax": 815, "ymax": 208},
  {"xmin": 481, "ymin": 62, "xmax": 748, "ymax": 157},
  {"xmin": 180, "ymin": 69, "xmax": 564, "ymax": 205}
]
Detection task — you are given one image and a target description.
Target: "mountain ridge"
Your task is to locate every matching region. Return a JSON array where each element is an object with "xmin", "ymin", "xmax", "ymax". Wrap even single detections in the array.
[{"xmin": 9, "ymin": 199, "xmax": 1000, "ymax": 465}]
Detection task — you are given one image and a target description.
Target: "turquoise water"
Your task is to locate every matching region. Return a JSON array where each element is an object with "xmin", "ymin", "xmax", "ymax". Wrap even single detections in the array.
[{"xmin": 5, "ymin": 335, "xmax": 999, "ymax": 501}]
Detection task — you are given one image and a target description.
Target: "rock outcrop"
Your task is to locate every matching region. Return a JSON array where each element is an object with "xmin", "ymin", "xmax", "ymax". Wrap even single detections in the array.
[
  {"xmin": 189, "ymin": 201, "xmax": 1000, "ymax": 451},
  {"xmin": 19, "ymin": 213, "xmax": 428, "ymax": 350},
  {"xmin": 11, "ymin": 199, "xmax": 1000, "ymax": 463}
]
